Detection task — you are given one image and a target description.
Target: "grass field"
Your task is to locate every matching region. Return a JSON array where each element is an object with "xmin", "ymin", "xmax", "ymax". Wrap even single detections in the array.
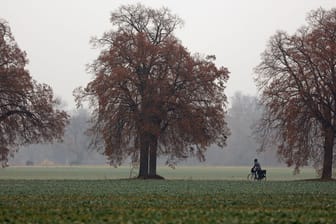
[
  {"xmin": 0, "ymin": 165, "xmax": 319, "ymax": 180},
  {"xmin": 0, "ymin": 166, "xmax": 335, "ymax": 223}
]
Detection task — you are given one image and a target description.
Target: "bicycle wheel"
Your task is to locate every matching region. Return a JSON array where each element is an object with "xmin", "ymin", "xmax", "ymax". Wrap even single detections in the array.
[{"xmin": 247, "ymin": 173, "xmax": 254, "ymax": 181}]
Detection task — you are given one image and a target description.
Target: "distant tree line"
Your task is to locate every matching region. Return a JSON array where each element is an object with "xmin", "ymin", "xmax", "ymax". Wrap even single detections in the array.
[
  {"xmin": 11, "ymin": 93, "xmax": 280, "ymax": 168},
  {"xmin": 11, "ymin": 109, "xmax": 105, "ymax": 165}
]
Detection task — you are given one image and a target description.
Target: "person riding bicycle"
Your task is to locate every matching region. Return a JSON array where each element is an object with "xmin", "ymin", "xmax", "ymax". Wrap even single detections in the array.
[{"xmin": 251, "ymin": 158, "xmax": 262, "ymax": 179}]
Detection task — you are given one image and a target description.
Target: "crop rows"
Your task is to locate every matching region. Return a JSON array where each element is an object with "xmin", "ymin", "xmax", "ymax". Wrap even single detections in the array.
[{"xmin": 0, "ymin": 180, "xmax": 335, "ymax": 223}]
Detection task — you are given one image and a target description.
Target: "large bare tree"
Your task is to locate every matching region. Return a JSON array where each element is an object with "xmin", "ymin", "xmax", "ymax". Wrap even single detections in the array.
[
  {"xmin": 255, "ymin": 8, "xmax": 336, "ymax": 179},
  {"xmin": 0, "ymin": 19, "xmax": 69, "ymax": 167},
  {"xmin": 75, "ymin": 4, "xmax": 230, "ymax": 178}
]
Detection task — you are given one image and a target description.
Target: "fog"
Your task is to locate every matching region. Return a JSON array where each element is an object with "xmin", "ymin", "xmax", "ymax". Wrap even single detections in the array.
[
  {"xmin": 10, "ymin": 92, "xmax": 280, "ymax": 167},
  {"xmin": 3, "ymin": 1, "xmax": 335, "ymax": 167},
  {"xmin": 1, "ymin": 0, "xmax": 335, "ymax": 109}
]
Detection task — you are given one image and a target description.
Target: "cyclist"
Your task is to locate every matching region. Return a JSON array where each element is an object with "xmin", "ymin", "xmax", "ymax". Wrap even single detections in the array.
[{"xmin": 251, "ymin": 158, "xmax": 261, "ymax": 179}]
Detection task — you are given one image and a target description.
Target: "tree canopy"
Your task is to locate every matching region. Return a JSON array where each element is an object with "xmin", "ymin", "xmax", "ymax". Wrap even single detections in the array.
[
  {"xmin": 255, "ymin": 8, "xmax": 336, "ymax": 179},
  {"xmin": 0, "ymin": 19, "xmax": 69, "ymax": 167},
  {"xmin": 75, "ymin": 4, "xmax": 230, "ymax": 178}
]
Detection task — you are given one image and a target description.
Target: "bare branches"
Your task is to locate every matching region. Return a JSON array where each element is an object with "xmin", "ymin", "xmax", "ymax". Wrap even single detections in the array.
[
  {"xmin": 255, "ymin": 8, "xmax": 336, "ymax": 176},
  {"xmin": 0, "ymin": 20, "xmax": 69, "ymax": 163},
  {"xmin": 110, "ymin": 3, "xmax": 183, "ymax": 45},
  {"xmin": 75, "ymin": 4, "xmax": 229, "ymax": 170}
]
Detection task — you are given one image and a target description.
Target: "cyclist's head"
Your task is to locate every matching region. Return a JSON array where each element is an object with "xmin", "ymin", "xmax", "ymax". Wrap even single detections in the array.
[{"xmin": 254, "ymin": 158, "xmax": 258, "ymax": 162}]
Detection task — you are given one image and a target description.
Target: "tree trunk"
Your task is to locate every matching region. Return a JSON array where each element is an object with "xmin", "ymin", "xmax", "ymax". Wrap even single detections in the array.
[
  {"xmin": 149, "ymin": 135, "xmax": 158, "ymax": 177},
  {"xmin": 148, "ymin": 136, "xmax": 164, "ymax": 179},
  {"xmin": 138, "ymin": 134, "xmax": 149, "ymax": 179},
  {"xmin": 321, "ymin": 126, "xmax": 334, "ymax": 180}
]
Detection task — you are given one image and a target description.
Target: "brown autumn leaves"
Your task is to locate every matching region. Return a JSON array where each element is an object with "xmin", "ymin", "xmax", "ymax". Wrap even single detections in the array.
[
  {"xmin": 255, "ymin": 8, "xmax": 336, "ymax": 179},
  {"xmin": 0, "ymin": 20, "xmax": 69, "ymax": 167},
  {"xmin": 1, "ymin": 4, "xmax": 336, "ymax": 179},
  {"xmin": 74, "ymin": 5, "xmax": 230, "ymax": 178}
]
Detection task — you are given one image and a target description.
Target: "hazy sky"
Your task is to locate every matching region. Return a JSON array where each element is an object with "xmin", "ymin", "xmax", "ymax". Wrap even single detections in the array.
[{"xmin": 1, "ymin": 0, "xmax": 335, "ymax": 109}]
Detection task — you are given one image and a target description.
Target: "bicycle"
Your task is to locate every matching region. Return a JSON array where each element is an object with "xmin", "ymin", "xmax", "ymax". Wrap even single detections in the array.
[{"xmin": 247, "ymin": 169, "xmax": 267, "ymax": 181}]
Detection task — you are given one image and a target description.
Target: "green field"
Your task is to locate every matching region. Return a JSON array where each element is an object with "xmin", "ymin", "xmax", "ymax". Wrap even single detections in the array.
[
  {"xmin": 0, "ymin": 166, "xmax": 319, "ymax": 180},
  {"xmin": 0, "ymin": 166, "xmax": 335, "ymax": 223}
]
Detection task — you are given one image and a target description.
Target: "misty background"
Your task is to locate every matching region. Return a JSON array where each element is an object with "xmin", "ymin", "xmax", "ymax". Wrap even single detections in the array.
[
  {"xmin": 10, "ymin": 92, "xmax": 280, "ymax": 167},
  {"xmin": 2, "ymin": 0, "xmax": 335, "ymax": 167}
]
